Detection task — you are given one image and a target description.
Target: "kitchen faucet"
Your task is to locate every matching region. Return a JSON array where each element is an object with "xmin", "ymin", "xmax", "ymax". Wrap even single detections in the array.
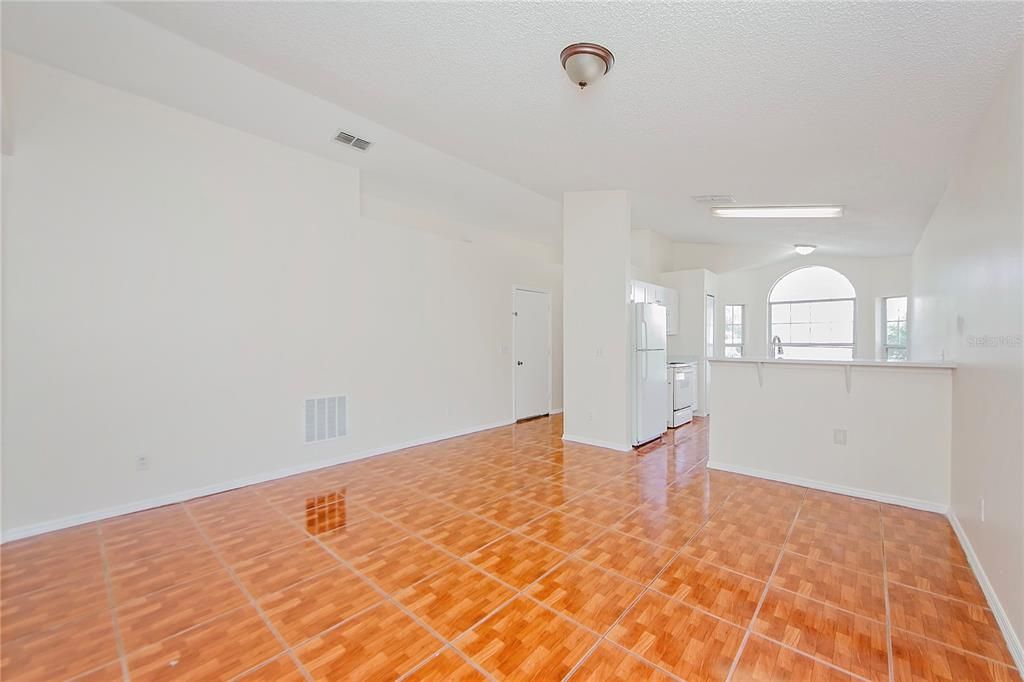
[{"xmin": 771, "ymin": 335, "xmax": 784, "ymax": 359}]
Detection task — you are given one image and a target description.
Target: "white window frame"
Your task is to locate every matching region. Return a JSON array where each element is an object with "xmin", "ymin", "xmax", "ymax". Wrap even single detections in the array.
[
  {"xmin": 768, "ymin": 296, "xmax": 857, "ymax": 359},
  {"xmin": 883, "ymin": 295, "xmax": 909, "ymax": 361},
  {"xmin": 724, "ymin": 304, "xmax": 745, "ymax": 358}
]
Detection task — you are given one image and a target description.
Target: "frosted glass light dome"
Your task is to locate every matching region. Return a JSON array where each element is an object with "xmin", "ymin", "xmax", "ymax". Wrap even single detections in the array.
[{"xmin": 560, "ymin": 43, "xmax": 614, "ymax": 89}]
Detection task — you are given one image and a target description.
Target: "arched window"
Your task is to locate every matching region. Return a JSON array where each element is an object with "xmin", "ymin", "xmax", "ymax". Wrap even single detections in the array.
[{"xmin": 768, "ymin": 266, "xmax": 856, "ymax": 360}]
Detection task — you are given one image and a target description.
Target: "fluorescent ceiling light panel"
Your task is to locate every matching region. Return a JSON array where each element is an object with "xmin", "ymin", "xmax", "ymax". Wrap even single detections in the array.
[{"xmin": 711, "ymin": 205, "xmax": 844, "ymax": 218}]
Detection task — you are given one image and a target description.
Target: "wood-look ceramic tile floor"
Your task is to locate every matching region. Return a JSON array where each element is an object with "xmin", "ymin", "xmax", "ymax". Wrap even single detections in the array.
[{"xmin": 1, "ymin": 416, "xmax": 1019, "ymax": 681}]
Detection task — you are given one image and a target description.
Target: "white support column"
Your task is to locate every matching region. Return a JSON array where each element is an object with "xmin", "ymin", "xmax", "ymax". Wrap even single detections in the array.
[{"xmin": 561, "ymin": 190, "xmax": 632, "ymax": 451}]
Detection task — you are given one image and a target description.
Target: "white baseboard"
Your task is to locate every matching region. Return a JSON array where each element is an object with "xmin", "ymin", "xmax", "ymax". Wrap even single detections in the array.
[
  {"xmin": 549, "ymin": 408, "xmax": 564, "ymax": 415},
  {"xmin": 947, "ymin": 513, "xmax": 1024, "ymax": 671},
  {"xmin": 561, "ymin": 433, "xmax": 632, "ymax": 452},
  {"xmin": 1, "ymin": 419, "xmax": 514, "ymax": 543},
  {"xmin": 706, "ymin": 460, "xmax": 949, "ymax": 514}
]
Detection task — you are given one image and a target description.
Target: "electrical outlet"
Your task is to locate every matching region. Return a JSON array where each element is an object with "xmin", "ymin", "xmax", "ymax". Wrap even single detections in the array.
[
  {"xmin": 980, "ymin": 497, "xmax": 985, "ymax": 522},
  {"xmin": 136, "ymin": 456, "xmax": 150, "ymax": 472},
  {"xmin": 833, "ymin": 429, "xmax": 847, "ymax": 446}
]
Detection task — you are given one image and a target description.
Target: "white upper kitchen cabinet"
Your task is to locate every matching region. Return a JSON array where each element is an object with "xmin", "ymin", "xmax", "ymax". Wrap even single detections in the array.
[
  {"xmin": 663, "ymin": 287, "xmax": 679, "ymax": 336},
  {"xmin": 630, "ymin": 280, "xmax": 678, "ymax": 335}
]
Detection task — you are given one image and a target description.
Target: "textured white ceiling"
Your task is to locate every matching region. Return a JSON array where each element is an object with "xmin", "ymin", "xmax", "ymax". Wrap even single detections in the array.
[{"xmin": 10, "ymin": 2, "xmax": 1024, "ymax": 255}]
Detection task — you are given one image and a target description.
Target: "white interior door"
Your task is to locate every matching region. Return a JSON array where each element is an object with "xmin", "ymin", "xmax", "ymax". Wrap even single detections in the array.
[{"xmin": 514, "ymin": 289, "xmax": 550, "ymax": 420}]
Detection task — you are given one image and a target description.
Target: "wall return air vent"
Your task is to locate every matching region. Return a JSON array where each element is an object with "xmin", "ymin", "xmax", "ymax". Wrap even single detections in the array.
[
  {"xmin": 304, "ymin": 396, "xmax": 347, "ymax": 444},
  {"xmin": 333, "ymin": 130, "xmax": 372, "ymax": 151}
]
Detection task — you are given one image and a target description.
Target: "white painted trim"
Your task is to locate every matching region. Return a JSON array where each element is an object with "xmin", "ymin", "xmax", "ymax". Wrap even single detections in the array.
[
  {"xmin": 2, "ymin": 419, "xmax": 513, "ymax": 543},
  {"xmin": 948, "ymin": 513, "xmax": 1024, "ymax": 671},
  {"xmin": 561, "ymin": 433, "xmax": 632, "ymax": 453},
  {"xmin": 706, "ymin": 460, "xmax": 949, "ymax": 514},
  {"xmin": 549, "ymin": 408, "xmax": 564, "ymax": 415}
]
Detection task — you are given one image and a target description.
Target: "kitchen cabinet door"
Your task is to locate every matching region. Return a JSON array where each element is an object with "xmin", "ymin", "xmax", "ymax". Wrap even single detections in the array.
[
  {"xmin": 630, "ymin": 281, "xmax": 644, "ymax": 303},
  {"xmin": 665, "ymin": 288, "xmax": 679, "ymax": 335}
]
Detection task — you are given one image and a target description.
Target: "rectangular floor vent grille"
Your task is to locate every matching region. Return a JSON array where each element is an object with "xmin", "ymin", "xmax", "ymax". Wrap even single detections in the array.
[{"xmin": 305, "ymin": 396, "xmax": 347, "ymax": 443}]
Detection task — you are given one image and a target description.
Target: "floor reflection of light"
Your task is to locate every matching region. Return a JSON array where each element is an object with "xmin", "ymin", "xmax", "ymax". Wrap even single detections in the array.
[{"xmin": 304, "ymin": 490, "xmax": 348, "ymax": 535}]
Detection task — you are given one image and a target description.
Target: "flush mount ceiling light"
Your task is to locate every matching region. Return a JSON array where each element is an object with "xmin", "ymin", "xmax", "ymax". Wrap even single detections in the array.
[
  {"xmin": 711, "ymin": 205, "xmax": 844, "ymax": 218},
  {"xmin": 560, "ymin": 43, "xmax": 614, "ymax": 89},
  {"xmin": 794, "ymin": 244, "xmax": 817, "ymax": 255}
]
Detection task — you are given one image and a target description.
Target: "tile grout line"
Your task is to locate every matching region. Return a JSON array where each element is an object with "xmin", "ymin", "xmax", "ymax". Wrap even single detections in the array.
[
  {"xmin": 271, "ymin": 443, "xmax": 701, "ymax": 679},
  {"xmin": 758, "ymin": 515, "xmax": 990, "ymax": 609},
  {"xmin": 559, "ymin": 478, "xmax": 737, "ymax": 682},
  {"xmin": 724, "ymin": 488, "xmax": 807, "ymax": 682},
  {"xmin": 764, "ymin": 582, "xmax": 886, "ymax": 624},
  {"xmin": 723, "ymin": 503, "xmax": 889, "ymax": 682},
  {"xmin": 516, "ymin": 495, "xmax": 817, "ymax": 649},
  {"xmin": 433, "ymin": 494, "xmax": 698, "ymax": 682},
  {"xmin": 225, "ymin": 600, "xmax": 384, "ymax": 682},
  {"xmin": 101, "ymin": 481, "xmax": 992, "ymax": 682},
  {"xmin": 270, "ymin": 497, "xmax": 498, "ymax": 682},
  {"xmin": 61, "ymin": 521, "xmax": 286, "ymax": 677},
  {"xmin": 559, "ymin": 488, "xmax": 726, "ymax": 681},
  {"xmin": 95, "ymin": 524, "xmax": 131, "ymax": 682},
  {"xmin": 880, "ymin": 510, "xmax": 896, "ymax": 682},
  {"xmin": 153, "ymin": 470, "xmax": 634, "ymax": 663},
  {"xmin": 889, "ymin": 579, "xmax": 998, "ymax": 610},
  {"xmin": 887, "ymin": 627, "xmax": 1022, "ymax": 671},
  {"xmin": 181, "ymin": 504, "xmax": 315, "ymax": 682},
  {"xmin": 19, "ymin": 421, "xmax": 944, "ymax": 682},
  {"xmin": 277, "ymin": 425, "xmax": 698, "ymax": 676},
  {"xmin": 394, "ymin": 644, "xmax": 478, "ymax": 682}
]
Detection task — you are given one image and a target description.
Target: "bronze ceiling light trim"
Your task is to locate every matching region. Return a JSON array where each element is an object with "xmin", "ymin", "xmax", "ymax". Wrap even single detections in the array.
[{"xmin": 560, "ymin": 43, "xmax": 614, "ymax": 89}]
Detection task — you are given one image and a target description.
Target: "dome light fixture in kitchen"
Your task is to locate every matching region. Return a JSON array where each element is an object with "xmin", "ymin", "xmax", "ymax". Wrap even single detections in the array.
[{"xmin": 560, "ymin": 43, "xmax": 614, "ymax": 89}]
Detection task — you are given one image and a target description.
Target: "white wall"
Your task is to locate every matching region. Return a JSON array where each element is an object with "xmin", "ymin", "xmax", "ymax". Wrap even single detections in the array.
[
  {"xmin": 911, "ymin": 46, "xmax": 1023, "ymax": 661},
  {"xmin": 630, "ymin": 229, "xmax": 673, "ymax": 281},
  {"xmin": 562, "ymin": 191, "xmax": 632, "ymax": 451},
  {"xmin": 660, "ymin": 270, "xmax": 706, "ymax": 360},
  {"xmin": 658, "ymin": 269, "xmax": 717, "ymax": 415},
  {"xmin": 668, "ymin": 241, "xmax": 794, "ymax": 274},
  {"xmin": 715, "ymin": 255, "xmax": 912, "ymax": 360},
  {"xmin": 1, "ymin": 55, "xmax": 563, "ymax": 536},
  {"xmin": 708, "ymin": 361, "xmax": 953, "ymax": 509}
]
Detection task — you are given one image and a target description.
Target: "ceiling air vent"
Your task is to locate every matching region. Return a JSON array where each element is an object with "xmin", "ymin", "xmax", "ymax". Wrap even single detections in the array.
[
  {"xmin": 691, "ymin": 194, "xmax": 735, "ymax": 204},
  {"xmin": 333, "ymin": 130, "xmax": 372, "ymax": 151}
]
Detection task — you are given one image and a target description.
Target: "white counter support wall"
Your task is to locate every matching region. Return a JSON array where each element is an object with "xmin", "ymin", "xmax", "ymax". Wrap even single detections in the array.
[{"xmin": 708, "ymin": 358, "xmax": 954, "ymax": 511}]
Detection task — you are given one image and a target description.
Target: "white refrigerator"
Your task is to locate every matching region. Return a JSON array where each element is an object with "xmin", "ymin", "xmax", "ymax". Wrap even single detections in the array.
[{"xmin": 632, "ymin": 303, "xmax": 668, "ymax": 446}]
